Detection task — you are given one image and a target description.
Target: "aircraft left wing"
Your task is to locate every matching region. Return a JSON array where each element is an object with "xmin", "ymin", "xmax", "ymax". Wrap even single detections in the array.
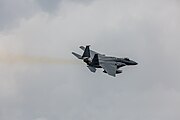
[{"xmin": 100, "ymin": 61, "xmax": 117, "ymax": 77}]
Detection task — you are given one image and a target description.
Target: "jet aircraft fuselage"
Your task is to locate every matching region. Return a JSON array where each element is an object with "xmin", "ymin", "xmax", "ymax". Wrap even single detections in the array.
[{"xmin": 72, "ymin": 45, "xmax": 138, "ymax": 77}]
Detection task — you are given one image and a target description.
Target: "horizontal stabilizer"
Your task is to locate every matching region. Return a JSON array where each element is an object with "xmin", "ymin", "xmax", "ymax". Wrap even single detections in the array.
[
  {"xmin": 79, "ymin": 46, "xmax": 85, "ymax": 50},
  {"xmin": 72, "ymin": 52, "xmax": 82, "ymax": 59},
  {"xmin": 87, "ymin": 66, "xmax": 96, "ymax": 73}
]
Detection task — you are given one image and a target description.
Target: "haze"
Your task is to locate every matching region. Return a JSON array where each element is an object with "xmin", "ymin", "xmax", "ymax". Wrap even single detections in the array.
[{"xmin": 0, "ymin": 0, "xmax": 180, "ymax": 120}]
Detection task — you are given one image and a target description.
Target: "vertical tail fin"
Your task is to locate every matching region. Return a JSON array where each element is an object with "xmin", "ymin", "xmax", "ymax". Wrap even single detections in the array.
[
  {"xmin": 82, "ymin": 45, "xmax": 90, "ymax": 58},
  {"xmin": 91, "ymin": 54, "xmax": 99, "ymax": 65}
]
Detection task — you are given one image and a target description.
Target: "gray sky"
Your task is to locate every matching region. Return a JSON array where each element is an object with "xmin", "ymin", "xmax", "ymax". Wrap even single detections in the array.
[{"xmin": 0, "ymin": 0, "xmax": 180, "ymax": 120}]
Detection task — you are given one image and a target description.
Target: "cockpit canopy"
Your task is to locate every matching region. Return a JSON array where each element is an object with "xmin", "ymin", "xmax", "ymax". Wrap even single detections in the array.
[{"xmin": 124, "ymin": 58, "xmax": 130, "ymax": 61}]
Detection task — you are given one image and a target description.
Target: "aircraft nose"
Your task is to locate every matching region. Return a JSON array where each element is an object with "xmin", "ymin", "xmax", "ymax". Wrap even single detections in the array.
[
  {"xmin": 131, "ymin": 60, "xmax": 138, "ymax": 65},
  {"xmin": 134, "ymin": 62, "xmax": 138, "ymax": 65}
]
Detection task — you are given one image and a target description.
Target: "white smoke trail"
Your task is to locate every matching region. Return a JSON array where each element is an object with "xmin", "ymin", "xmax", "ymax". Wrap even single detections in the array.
[{"xmin": 0, "ymin": 52, "xmax": 79, "ymax": 64}]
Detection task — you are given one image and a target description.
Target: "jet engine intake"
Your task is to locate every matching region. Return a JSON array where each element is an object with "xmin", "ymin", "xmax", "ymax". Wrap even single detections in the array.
[
  {"xmin": 116, "ymin": 63, "xmax": 126, "ymax": 68},
  {"xmin": 116, "ymin": 70, "xmax": 122, "ymax": 74}
]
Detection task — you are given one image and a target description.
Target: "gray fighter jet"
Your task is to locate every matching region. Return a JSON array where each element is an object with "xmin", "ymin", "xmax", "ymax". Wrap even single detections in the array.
[{"xmin": 72, "ymin": 45, "xmax": 137, "ymax": 77}]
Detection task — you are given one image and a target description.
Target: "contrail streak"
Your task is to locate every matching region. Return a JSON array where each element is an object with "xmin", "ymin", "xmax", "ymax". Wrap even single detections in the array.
[{"xmin": 0, "ymin": 52, "xmax": 79, "ymax": 64}]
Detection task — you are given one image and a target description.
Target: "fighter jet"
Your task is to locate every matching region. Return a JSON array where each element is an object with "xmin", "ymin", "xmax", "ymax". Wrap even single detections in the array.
[
  {"xmin": 79, "ymin": 46, "xmax": 138, "ymax": 66},
  {"xmin": 72, "ymin": 45, "xmax": 137, "ymax": 77}
]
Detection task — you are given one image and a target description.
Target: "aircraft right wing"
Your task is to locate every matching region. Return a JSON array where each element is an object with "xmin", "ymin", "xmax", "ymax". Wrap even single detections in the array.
[{"xmin": 100, "ymin": 61, "xmax": 117, "ymax": 77}]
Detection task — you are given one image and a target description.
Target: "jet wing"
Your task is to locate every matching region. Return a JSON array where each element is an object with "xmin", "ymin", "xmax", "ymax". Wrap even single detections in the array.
[
  {"xmin": 100, "ymin": 61, "xmax": 117, "ymax": 77},
  {"xmin": 80, "ymin": 46, "xmax": 104, "ymax": 59}
]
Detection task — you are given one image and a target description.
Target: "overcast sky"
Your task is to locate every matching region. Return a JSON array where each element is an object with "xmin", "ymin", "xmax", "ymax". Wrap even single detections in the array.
[{"xmin": 0, "ymin": 0, "xmax": 180, "ymax": 120}]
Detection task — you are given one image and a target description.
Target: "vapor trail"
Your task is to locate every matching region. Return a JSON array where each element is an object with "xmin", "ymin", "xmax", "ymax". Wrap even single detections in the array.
[{"xmin": 0, "ymin": 52, "xmax": 79, "ymax": 64}]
